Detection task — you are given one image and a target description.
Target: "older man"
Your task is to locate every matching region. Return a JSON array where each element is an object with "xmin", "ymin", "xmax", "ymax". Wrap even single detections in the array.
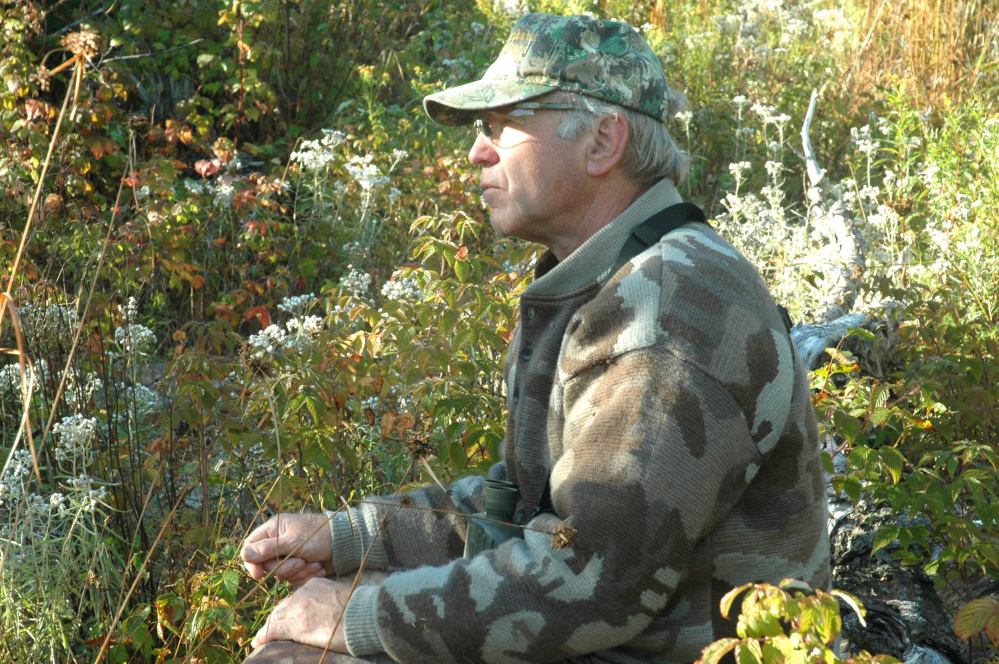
[{"xmin": 242, "ymin": 13, "xmax": 830, "ymax": 664}]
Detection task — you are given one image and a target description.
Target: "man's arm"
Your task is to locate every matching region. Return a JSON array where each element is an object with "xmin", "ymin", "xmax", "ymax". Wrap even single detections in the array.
[
  {"xmin": 324, "ymin": 469, "xmax": 500, "ymax": 575},
  {"xmin": 241, "ymin": 465, "xmax": 506, "ymax": 583},
  {"xmin": 339, "ymin": 347, "xmax": 773, "ymax": 663}
]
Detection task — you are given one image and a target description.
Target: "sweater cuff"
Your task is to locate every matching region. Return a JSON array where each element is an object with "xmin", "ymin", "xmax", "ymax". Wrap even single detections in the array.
[
  {"xmin": 343, "ymin": 584, "xmax": 383, "ymax": 656},
  {"xmin": 329, "ymin": 507, "xmax": 389, "ymax": 574},
  {"xmin": 323, "ymin": 510, "xmax": 339, "ymax": 573}
]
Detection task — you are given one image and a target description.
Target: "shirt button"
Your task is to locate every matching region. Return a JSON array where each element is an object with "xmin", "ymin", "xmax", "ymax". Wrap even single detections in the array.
[
  {"xmin": 527, "ymin": 307, "xmax": 536, "ymax": 319},
  {"xmin": 513, "ymin": 387, "xmax": 520, "ymax": 403},
  {"xmin": 521, "ymin": 348, "xmax": 532, "ymax": 361}
]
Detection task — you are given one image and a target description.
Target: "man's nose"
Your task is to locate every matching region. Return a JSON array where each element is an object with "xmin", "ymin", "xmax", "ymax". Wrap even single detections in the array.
[{"xmin": 468, "ymin": 132, "xmax": 498, "ymax": 167}]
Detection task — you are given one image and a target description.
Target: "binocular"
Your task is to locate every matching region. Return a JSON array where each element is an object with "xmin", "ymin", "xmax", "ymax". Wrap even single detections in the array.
[{"xmin": 463, "ymin": 479, "xmax": 524, "ymax": 558}]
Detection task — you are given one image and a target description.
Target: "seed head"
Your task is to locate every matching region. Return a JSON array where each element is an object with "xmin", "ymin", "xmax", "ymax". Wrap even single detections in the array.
[{"xmin": 61, "ymin": 30, "xmax": 102, "ymax": 58}]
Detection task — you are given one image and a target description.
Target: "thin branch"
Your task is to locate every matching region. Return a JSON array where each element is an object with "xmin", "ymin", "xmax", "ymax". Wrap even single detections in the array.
[
  {"xmin": 101, "ymin": 38, "xmax": 204, "ymax": 64},
  {"xmin": 801, "ymin": 89, "xmax": 824, "ymax": 188},
  {"xmin": 52, "ymin": 5, "xmax": 112, "ymax": 34}
]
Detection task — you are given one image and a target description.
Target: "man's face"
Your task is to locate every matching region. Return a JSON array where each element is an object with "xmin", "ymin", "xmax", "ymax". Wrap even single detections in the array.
[{"xmin": 468, "ymin": 107, "xmax": 590, "ymax": 247}]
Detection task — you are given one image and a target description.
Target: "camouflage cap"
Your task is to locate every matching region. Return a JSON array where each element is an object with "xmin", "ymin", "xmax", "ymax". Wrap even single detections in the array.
[{"xmin": 424, "ymin": 13, "xmax": 674, "ymax": 126}]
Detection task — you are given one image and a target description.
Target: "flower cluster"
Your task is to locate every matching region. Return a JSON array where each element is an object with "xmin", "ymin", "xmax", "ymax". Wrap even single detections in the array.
[
  {"xmin": 17, "ymin": 303, "xmax": 77, "ymax": 352},
  {"xmin": 68, "ymin": 475, "xmax": 110, "ymax": 512},
  {"xmin": 291, "ymin": 129, "xmax": 347, "ymax": 171},
  {"xmin": 114, "ymin": 323, "xmax": 156, "ymax": 355},
  {"xmin": 0, "ymin": 449, "xmax": 34, "ymax": 506},
  {"xmin": 124, "ymin": 383, "xmax": 163, "ymax": 415},
  {"xmin": 277, "ymin": 293, "xmax": 317, "ymax": 317},
  {"xmin": 52, "ymin": 414, "xmax": 98, "ymax": 465},
  {"xmin": 213, "ymin": 180, "xmax": 235, "ymax": 208},
  {"xmin": 341, "ymin": 266, "xmax": 372, "ymax": 297},
  {"xmin": 248, "ymin": 325, "xmax": 290, "ymax": 355},
  {"xmin": 345, "ymin": 154, "xmax": 390, "ymax": 194},
  {"xmin": 381, "ymin": 270, "xmax": 423, "ymax": 302},
  {"xmin": 0, "ymin": 359, "xmax": 49, "ymax": 404},
  {"xmin": 850, "ymin": 125, "xmax": 881, "ymax": 157}
]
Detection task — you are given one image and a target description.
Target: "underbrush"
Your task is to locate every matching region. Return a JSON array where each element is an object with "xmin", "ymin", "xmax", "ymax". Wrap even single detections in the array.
[{"xmin": 1, "ymin": 0, "xmax": 997, "ymax": 660}]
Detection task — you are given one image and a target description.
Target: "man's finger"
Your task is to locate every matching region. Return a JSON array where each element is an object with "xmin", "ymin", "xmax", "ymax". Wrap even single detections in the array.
[
  {"xmin": 284, "ymin": 562, "xmax": 325, "ymax": 587},
  {"xmin": 243, "ymin": 518, "xmax": 278, "ymax": 545},
  {"xmin": 241, "ymin": 538, "xmax": 280, "ymax": 563}
]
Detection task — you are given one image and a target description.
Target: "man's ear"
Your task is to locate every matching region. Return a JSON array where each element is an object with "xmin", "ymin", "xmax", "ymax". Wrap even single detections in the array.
[{"xmin": 585, "ymin": 114, "xmax": 629, "ymax": 177}]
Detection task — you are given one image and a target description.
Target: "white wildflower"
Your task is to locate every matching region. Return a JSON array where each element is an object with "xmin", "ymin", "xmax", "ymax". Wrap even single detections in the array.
[
  {"xmin": 285, "ymin": 315, "xmax": 323, "ymax": 338},
  {"xmin": 277, "ymin": 293, "xmax": 317, "ymax": 317},
  {"xmin": 291, "ymin": 130, "xmax": 347, "ymax": 171},
  {"xmin": 114, "ymin": 323, "xmax": 156, "ymax": 355},
  {"xmin": 248, "ymin": 324, "xmax": 289, "ymax": 353},
  {"xmin": 728, "ymin": 161, "xmax": 752, "ymax": 181},
  {"xmin": 345, "ymin": 154, "xmax": 389, "ymax": 193},
  {"xmin": 213, "ymin": 180, "xmax": 235, "ymax": 208},
  {"xmin": 341, "ymin": 266, "xmax": 372, "ymax": 297},
  {"xmin": 53, "ymin": 414, "xmax": 98, "ymax": 465},
  {"xmin": 380, "ymin": 271, "xmax": 423, "ymax": 302},
  {"xmin": 17, "ymin": 303, "xmax": 77, "ymax": 351}
]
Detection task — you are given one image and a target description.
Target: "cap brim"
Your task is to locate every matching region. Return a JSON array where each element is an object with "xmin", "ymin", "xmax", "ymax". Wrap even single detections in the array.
[{"xmin": 423, "ymin": 79, "xmax": 557, "ymax": 126}]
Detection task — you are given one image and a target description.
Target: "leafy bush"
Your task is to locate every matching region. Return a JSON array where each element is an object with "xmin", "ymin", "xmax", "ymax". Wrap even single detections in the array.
[{"xmin": 1, "ymin": 0, "xmax": 997, "ymax": 660}]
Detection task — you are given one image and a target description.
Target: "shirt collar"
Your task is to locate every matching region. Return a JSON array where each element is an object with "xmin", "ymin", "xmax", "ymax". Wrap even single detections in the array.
[{"xmin": 526, "ymin": 178, "xmax": 683, "ymax": 296}]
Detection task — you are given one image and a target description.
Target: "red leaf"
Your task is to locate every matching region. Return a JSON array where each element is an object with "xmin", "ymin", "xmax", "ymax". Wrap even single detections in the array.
[
  {"xmin": 195, "ymin": 159, "xmax": 220, "ymax": 178},
  {"xmin": 244, "ymin": 305, "xmax": 271, "ymax": 329}
]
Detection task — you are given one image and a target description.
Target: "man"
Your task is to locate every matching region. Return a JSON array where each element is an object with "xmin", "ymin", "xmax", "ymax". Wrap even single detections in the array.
[{"xmin": 242, "ymin": 13, "xmax": 830, "ymax": 664}]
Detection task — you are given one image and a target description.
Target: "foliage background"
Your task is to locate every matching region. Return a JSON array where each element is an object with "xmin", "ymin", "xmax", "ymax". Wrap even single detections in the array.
[{"xmin": 0, "ymin": 0, "xmax": 997, "ymax": 661}]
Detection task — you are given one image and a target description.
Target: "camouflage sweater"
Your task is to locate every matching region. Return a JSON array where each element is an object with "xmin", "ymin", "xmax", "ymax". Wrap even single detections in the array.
[{"xmin": 332, "ymin": 178, "xmax": 831, "ymax": 663}]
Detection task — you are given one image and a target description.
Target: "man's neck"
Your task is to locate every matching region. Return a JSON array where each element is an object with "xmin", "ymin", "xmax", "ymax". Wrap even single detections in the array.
[{"xmin": 547, "ymin": 178, "xmax": 645, "ymax": 261}]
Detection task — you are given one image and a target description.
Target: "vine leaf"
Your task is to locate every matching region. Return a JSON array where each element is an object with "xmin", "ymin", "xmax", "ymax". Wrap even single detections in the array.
[{"xmin": 954, "ymin": 598, "xmax": 999, "ymax": 641}]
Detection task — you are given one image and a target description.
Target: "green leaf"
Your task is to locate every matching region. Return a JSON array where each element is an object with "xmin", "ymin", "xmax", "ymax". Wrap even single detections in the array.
[
  {"xmin": 220, "ymin": 570, "xmax": 239, "ymax": 605},
  {"xmin": 762, "ymin": 643, "xmax": 784, "ymax": 664},
  {"xmin": 698, "ymin": 638, "xmax": 740, "ymax": 664},
  {"xmin": 872, "ymin": 526, "xmax": 900, "ymax": 555},
  {"xmin": 954, "ymin": 598, "xmax": 999, "ymax": 639},
  {"xmin": 736, "ymin": 640, "xmax": 763, "ymax": 664},
  {"xmin": 869, "ymin": 407, "xmax": 892, "ymax": 426},
  {"xmin": 879, "ymin": 447, "xmax": 906, "ymax": 484},
  {"xmin": 720, "ymin": 584, "xmax": 754, "ymax": 619},
  {"xmin": 870, "ymin": 385, "xmax": 890, "ymax": 409},
  {"xmin": 847, "ymin": 326, "xmax": 877, "ymax": 341},
  {"xmin": 743, "ymin": 611, "xmax": 784, "ymax": 638},
  {"xmin": 842, "ymin": 475, "xmax": 863, "ymax": 504}
]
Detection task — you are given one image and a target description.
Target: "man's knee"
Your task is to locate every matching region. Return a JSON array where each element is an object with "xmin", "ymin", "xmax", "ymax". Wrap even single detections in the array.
[{"xmin": 243, "ymin": 641, "xmax": 394, "ymax": 664}]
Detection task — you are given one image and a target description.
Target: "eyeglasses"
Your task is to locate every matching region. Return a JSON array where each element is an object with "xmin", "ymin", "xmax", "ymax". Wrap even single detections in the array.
[{"xmin": 473, "ymin": 102, "xmax": 576, "ymax": 148}]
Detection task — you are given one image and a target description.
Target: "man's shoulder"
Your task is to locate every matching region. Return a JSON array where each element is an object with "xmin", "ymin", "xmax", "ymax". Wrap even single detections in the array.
[{"xmin": 559, "ymin": 222, "xmax": 791, "ymax": 381}]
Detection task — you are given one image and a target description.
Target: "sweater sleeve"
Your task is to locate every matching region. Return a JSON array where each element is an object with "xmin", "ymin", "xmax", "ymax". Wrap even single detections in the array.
[
  {"xmin": 326, "ymin": 463, "xmax": 507, "ymax": 574},
  {"xmin": 341, "ymin": 345, "xmax": 780, "ymax": 663}
]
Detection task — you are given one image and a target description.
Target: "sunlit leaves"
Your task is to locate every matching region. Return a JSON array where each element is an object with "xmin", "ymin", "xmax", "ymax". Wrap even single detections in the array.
[{"xmin": 700, "ymin": 582, "xmax": 892, "ymax": 664}]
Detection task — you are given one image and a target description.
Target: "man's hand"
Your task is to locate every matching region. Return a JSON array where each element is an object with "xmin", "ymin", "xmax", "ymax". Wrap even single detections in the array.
[
  {"xmin": 250, "ymin": 578, "xmax": 351, "ymax": 651},
  {"xmin": 241, "ymin": 513, "xmax": 334, "ymax": 586}
]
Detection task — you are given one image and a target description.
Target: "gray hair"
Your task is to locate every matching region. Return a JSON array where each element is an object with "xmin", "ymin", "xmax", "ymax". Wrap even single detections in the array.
[{"xmin": 552, "ymin": 92, "xmax": 691, "ymax": 189}]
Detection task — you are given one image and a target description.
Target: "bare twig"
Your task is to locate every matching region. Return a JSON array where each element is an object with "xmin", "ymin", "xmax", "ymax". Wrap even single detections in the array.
[
  {"xmin": 52, "ymin": 4, "xmax": 112, "ymax": 34},
  {"xmin": 101, "ymin": 38, "xmax": 205, "ymax": 64},
  {"xmin": 801, "ymin": 90, "xmax": 824, "ymax": 188}
]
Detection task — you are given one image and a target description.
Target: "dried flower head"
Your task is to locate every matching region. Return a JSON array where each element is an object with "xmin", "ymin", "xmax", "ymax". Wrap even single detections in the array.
[
  {"xmin": 61, "ymin": 30, "xmax": 102, "ymax": 58},
  {"xmin": 30, "ymin": 66, "xmax": 52, "ymax": 92},
  {"xmin": 550, "ymin": 523, "xmax": 577, "ymax": 550},
  {"xmin": 239, "ymin": 341, "xmax": 274, "ymax": 378},
  {"xmin": 404, "ymin": 433, "xmax": 435, "ymax": 459},
  {"xmin": 127, "ymin": 114, "xmax": 151, "ymax": 137}
]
